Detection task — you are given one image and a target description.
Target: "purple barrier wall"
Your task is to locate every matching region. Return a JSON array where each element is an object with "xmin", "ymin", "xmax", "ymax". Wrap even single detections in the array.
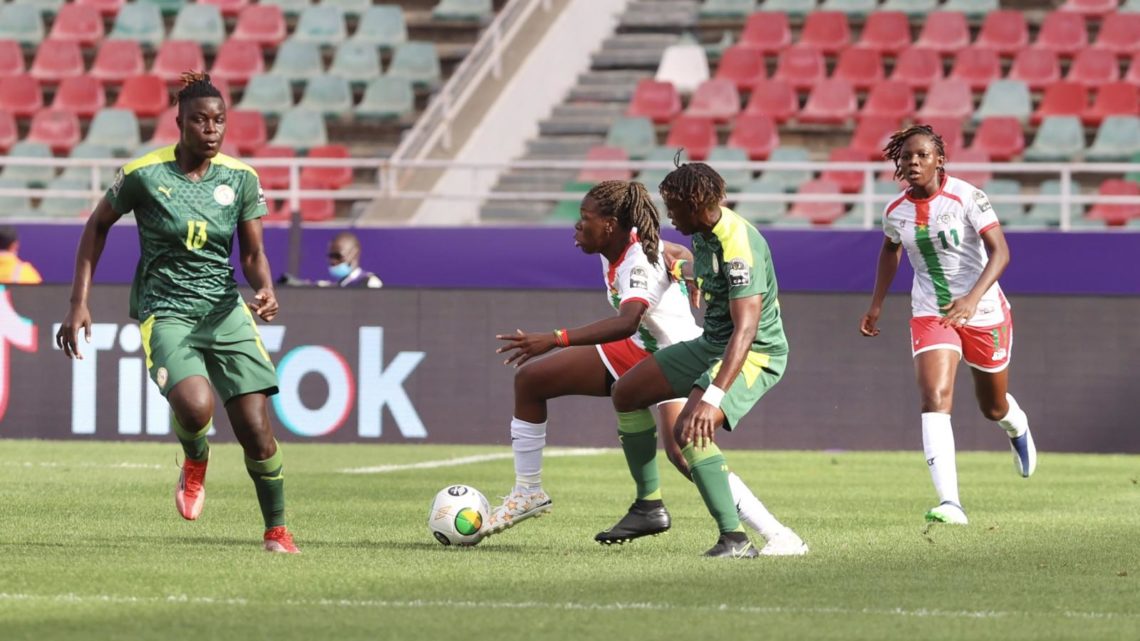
[{"xmin": 12, "ymin": 224, "xmax": 1140, "ymax": 295}]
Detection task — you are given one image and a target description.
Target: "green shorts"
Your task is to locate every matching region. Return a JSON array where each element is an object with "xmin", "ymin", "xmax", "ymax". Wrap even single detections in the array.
[
  {"xmin": 653, "ymin": 336, "xmax": 786, "ymax": 430},
  {"xmin": 141, "ymin": 304, "xmax": 279, "ymax": 403}
]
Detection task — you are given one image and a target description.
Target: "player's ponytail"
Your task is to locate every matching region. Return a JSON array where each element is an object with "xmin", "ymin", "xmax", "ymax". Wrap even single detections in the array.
[{"xmin": 174, "ymin": 71, "xmax": 224, "ymax": 110}]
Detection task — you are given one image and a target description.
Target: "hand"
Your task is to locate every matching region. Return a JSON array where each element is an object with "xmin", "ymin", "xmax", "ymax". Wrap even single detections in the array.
[
  {"xmin": 249, "ymin": 288, "xmax": 278, "ymax": 322},
  {"xmin": 496, "ymin": 329, "xmax": 557, "ymax": 367},
  {"xmin": 939, "ymin": 296, "xmax": 977, "ymax": 328},
  {"xmin": 859, "ymin": 308, "xmax": 881, "ymax": 337},
  {"xmin": 685, "ymin": 279, "xmax": 701, "ymax": 309},
  {"xmin": 56, "ymin": 303, "xmax": 92, "ymax": 360},
  {"xmin": 681, "ymin": 402, "xmax": 721, "ymax": 450}
]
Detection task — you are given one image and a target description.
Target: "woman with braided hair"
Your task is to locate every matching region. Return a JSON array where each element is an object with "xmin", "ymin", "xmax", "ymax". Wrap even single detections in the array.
[
  {"xmin": 486, "ymin": 180, "xmax": 805, "ymax": 556},
  {"xmin": 860, "ymin": 124, "xmax": 1037, "ymax": 526},
  {"xmin": 56, "ymin": 72, "xmax": 299, "ymax": 553}
]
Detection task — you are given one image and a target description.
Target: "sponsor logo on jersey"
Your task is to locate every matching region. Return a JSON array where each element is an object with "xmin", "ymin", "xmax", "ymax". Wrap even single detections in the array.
[
  {"xmin": 992, "ymin": 348, "xmax": 1007, "ymax": 361},
  {"xmin": 938, "ymin": 213, "xmax": 951, "ymax": 224},
  {"xmin": 629, "ymin": 266, "xmax": 648, "ymax": 290},
  {"xmin": 213, "ymin": 184, "xmax": 236, "ymax": 206},
  {"xmin": 256, "ymin": 185, "xmax": 266, "ymax": 206},
  {"xmin": 973, "ymin": 190, "xmax": 992, "ymax": 213},
  {"xmin": 727, "ymin": 258, "xmax": 751, "ymax": 288},
  {"xmin": 157, "ymin": 186, "xmax": 172, "ymax": 199},
  {"xmin": 110, "ymin": 170, "xmax": 125, "ymax": 197}
]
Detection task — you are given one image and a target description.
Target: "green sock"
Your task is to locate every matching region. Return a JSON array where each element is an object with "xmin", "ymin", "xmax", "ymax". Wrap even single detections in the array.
[
  {"xmin": 617, "ymin": 409, "xmax": 661, "ymax": 501},
  {"xmin": 683, "ymin": 443, "xmax": 743, "ymax": 534},
  {"xmin": 173, "ymin": 416, "xmax": 210, "ymax": 462},
  {"xmin": 245, "ymin": 442, "xmax": 285, "ymax": 529}
]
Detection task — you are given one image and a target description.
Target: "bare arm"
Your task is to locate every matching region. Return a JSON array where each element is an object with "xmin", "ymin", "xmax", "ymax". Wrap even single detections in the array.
[
  {"xmin": 939, "ymin": 225, "xmax": 1010, "ymax": 327},
  {"xmin": 662, "ymin": 240, "xmax": 701, "ymax": 308},
  {"xmin": 237, "ymin": 218, "xmax": 278, "ymax": 322},
  {"xmin": 860, "ymin": 236, "xmax": 903, "ymax": 337},
  {"xmin": 56, "ymin": 197, "xmax": 122, "ymax": 359},
  {"xmin": 497, "ymin": 301, "xmax": 647, "ymax": 367}
]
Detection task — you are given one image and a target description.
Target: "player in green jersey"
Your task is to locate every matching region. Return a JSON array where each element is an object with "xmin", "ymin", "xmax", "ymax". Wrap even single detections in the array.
[
  {"xmin": 608, "ymin": 161, "xmax": 798, "ymax": 558},
  {"xmin": 55, "ymin": 72, "xmax": 299, "ymax": 554}
]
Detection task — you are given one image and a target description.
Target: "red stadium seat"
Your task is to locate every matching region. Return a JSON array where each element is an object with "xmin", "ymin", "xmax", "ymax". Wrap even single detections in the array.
[
  {"xmin": 949, "ymin": 48, "xmax": 1002, "ymax": 91},
  {"xmin": 26, "ymin": 109, "xmax": 81, "ymax": 154},
  {"xmin": 686, "ymin": 79, "xmax": 740, "ymax": 122},
  {"xmin": 1007, "ymin": 49, "xmax": 1061, "ymax": 91},
  {"xmin": 209, "ymin": 40, "xmax": 264, "ymax": 87},
  {"xmin": 799, "ymin": 11, "xmax": 850, "ymax": 56},
  {"xmin": 665, "ymin": 116, "xmax": 717, "ymax": 161},
  {"xmin": 1086, "ymin": 179, "xmax": 1140, "ymax": 225},
  {"xmin": 727, "ymin": 113, "xmax": 779, "ymax": 160},
  {"xmin": 948, "ymin": 148, "xmax": 991, "ymax": 186},
  {"xmin": 49, "ymin": 3, "xmax": 105, "ymax": 47},
  {"xmin": 91, "ymin": 40, "xmax": 145, "ymax": 85},
  {"xmin": 1085, "ymin": 82, "xmax": 1140, "ymax": 127},
  {"xmin": 1032, "ymin": 12, "xmax": 1087, "ymax": 58},
  {"xmin": 890, "ymin": 47, "xmax": 943, "ymax": 90},
  {"xmin": 742, "ymin": 78, "xmax": 798, "ymax": 124},
  {"xmin": 855, "ymin": 12, "xmax": 911, "ymax": 56},
  {"xmin": 789, "ymin": 179, "xmax": 845, "ymax": 224},
  {"xmin": 224, "ymin": 109, "xmax": 268, "ymax": 155},
  {"xmin": 30, "ymin": 40, "xmax": 85, "ymax": 84},
  {"xmin": 115, "ymin": 74, "xmax": 168, "ymax": 118},
  {"xmin": 739, "ymin": 12, "xmax": 791, "ymax": 55},
  {"xmin": 918, "ymin": 116, "xmax": 965, "ymax": 155},
  {"xmin": 861, "ymin": 80, "xmax": 916, "ymax": 122},
  {"xmin": 772, "ymin": 47, "xmax": 826, "ymax": 92},
  {"xmin": 821, "ymin": 147, "xmax": 868, "ymax": 194},
  {"xmin": 252, "ymin": 146, "xmax": 295, "ymax": 190},
  {"xmin": 1033, "ymin": 81, "xmax": 1088, "ymax": 125},
  {"xmin": 0, "ymin": 110, "xmax": 16, "ymax": 153},
  {"xmin": 0, "ymin": 40, "xmax": 25, "ymax": 77},
  {"xmin": 627, "ymin": 79, "xmax": 680, "ymax": 124},
  {"xmin": 1126, "ymin": 52, "xmax": 1140, "ymax": 86},
  {"xmin": 1065, "ymin": 49, "xmax": 1119, "ymax": 88},
  {"xmin": 299, "ymin": 177, "xmax": 335, "ymax": 222},
  {"xmin": 76, "ymin": 0, "xmax": 126, "ymax": 17},
  {"xmin": 148, "ymin": 106, "xmax": 179, "ymax": 145},
  {"xmin": 799, "ymin": 79, "xmax": 857, "ymax": 125},
  {"xmin": 973, "ymin": 11, "xmax": 1029, "ymax": 57},
  {"xmin": 1058, "ymin": 0, "xmax": 1119, "ymax": 16},
  {"xmin": 970, "ymin": 117, "xmax": 1025, "ymax": 161},
  {"xmin": 832, "ymin": 48, "xmax": 884, "ymax": 91},
  {"xmin": 575, "ymin": 145, "xmax": 631, "ymax": 182},
  {"xmin": 0, "ymin": 75, "xmax": 43, "ymax": 118},
  {"xmin": 231, "ymin": 5, "xmax": 288, "ymax": 48},
  {"xmin": 53, "ymin": 76, "xmax": 106, "ymax": 118},
  {"xmin": 152, "ymin": 41, "xmax": 207, "ymax": 85},
  {"xmin": 850, "ymin": 115, "xmax": 902, "ymax": 160},
  {"xmin": 199, "ymin": 0, "xmax": 251, "ymax": 18},
  {"xmin": 916, "ymin": 79, "xmax": 973, "ymax": 121},
  {"xmin": 914, "ymin": 12, "xmax": 971, "ymax": 56},
  {"xmin": 714, "ymin": 45, "xmax": 766, "ymax": 92},
  {"xmin": 1092, "ymin": 13, "xmax": 1140, "ymax": 58}
]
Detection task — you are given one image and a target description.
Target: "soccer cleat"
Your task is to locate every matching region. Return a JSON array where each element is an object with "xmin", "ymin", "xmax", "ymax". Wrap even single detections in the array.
[
  {"xmin": 924, "ymin": 501, "xmax": 968, "ymax": 525},
  {"xmin": 175, "ymin": 455, "xmax": 208, "ymax": 521},
  {"xmin": 1009, "ymin": 428, "xmax": 1037, "ymax": 478},
  {"xmin": 704, "ymin": 532, "xmax": 758, "ymax": 558},
  {"xmin": 594, "ymin": 499, "xmax": 671, "ymax": 545},
  {"xmin": 263, "ymin": 526, "xmax": 300, "ymax": 554},
  {"xmin": 759, "ymin": 528, "xmax": 809, "ymax": 556},
  {"xmin": 484, "ymin": 487, "xmax": 552, "ymax": 536}
]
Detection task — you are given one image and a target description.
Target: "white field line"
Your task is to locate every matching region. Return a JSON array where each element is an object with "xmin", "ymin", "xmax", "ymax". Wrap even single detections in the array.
[
  {"xmin": 0, "ymin": 461, "xmax": 164, "ymax": 470},
  {"xmin": 339, "ymin": 448, "xmax": 611, "ymax": 474},
  {"xmin": 0, "ymin": 593, "xmax": 1137, "ymax": 622}
]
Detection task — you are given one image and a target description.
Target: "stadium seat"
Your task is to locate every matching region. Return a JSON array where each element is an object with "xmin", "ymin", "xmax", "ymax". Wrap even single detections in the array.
[
  {"xmin": 432, "ymin": 0, "xmax": 492, "ymax": 22},
  {"xmin": 1, "ymin": 141, "xmax": 55, "ymax": 187},
  {"xmin": 970, "ymin": 117, "xmax": 1025, "ymax": 161},
  {"xmin": 38, "ymin": 177, "xmax": 95, "ymax": 218},
  {"xmin": 1032, "ymin": 12, "xmax": 1087, "ymax": 57},
  {"xmin": 627, "ymin": 79, "xmax": 681, "ymax": 124},
  {"xmin": 1092, "ymin": 13, "xmax": 1140, "ymax": 57},
  {"xmin": 798, "ymin": 11, "xmax": 850, "ymax": 56},
  {"xmin": 223, "ymin": 109, "xmax": 267, "ymax": 155},
  {"xmin": 52, "ymin": 76, "xmax": 105, "ymax": 118},
  {"xmin": 198, "ymin": 0, "xmax": 249, "ymax": 17},
  {"xmin": 0, "ymin": 75, "xmax": 43, "ymax": 118},
  {"xmin": 0, "ymin": 177, "xmax": 35, "ymax": 217},
  {"xmin": 351, "ymin": 6, "xmax": 407, "ymax": 50},
  {"xmin": 832, "ymin": 48, "xmax": 884, "ymax": 91},
  {"xmin": 727, "ymin": 113, "xmax": 779, "ymax": 160},
  {"xmin": 772, "ymin": 47, "xmax": 826, "ymax": 92},
  {"xmin": 799, "ymin": 79, "xmax": 857, "ymax": 125},
  {"xmin": 914, "ymin": 12, "xmax": 971, "ymax": 56},
  {"xmin": 170, "ymin": 4, "xmax": 226, "ymax": 50},
  {"xmin": 250, "ymin": 145, "xmax": 294, "ymax": 190},
  {"xmin": 1086, "ymin": 116, "xmax": 1140, "ymax": 161},
  {"xmin": 980, "ymin": 178, "xmax": 1024, "ymax": 220},
  {"xmin": 1059, "ymin": 0, "xmax": 1119, "ymax": 16},
  {"xmin": 890, "ymin": 47, "xmax": 943, "ymax": 90},
  {"xmin": 1033, "ymin": 80, "xmax": 1088, "ymax": 125},
  {"xmin": 270, "ymin": 108, "xmax": 328, "ymax": 151},
  {"xmin": 940, "ymin": 0, "xmax": 999, "ymax": 18},
  {"xmin": 1085, "ymin": 82, "xmax": 1140, "ymax": 127},
  {"xmin": 861, "ymin": 80, "xmax": 915, "ymax": 122},
  {"xmin": 11, "ymin": 0, "xmax": 65, "ymax": 16},
  {"xmin": 636, "ymin": 146, "xmax": 688, "ymax": 192},
  {"xmin": 329, "ymin": 41, "xmax": 382, "ymax": 86},
  {"xmin": 733, "ymin": 180, "xmax": 787, "ymax": 224},
  {"xmin": 48, "ymin": 3, "xmax": 104, "ymax": 46},
  {"xmin": 260, "ymin": 0, "xmax": 311, "ymax": 17},
  {"xmin": 879, "ymin": 0, "xmax": 938, "ymax": 17},
  {"xmin": 147, "ymin": 106, "xmax": 179, "ymax": 146},
  {"xmin": 388, "ymin": 41, "xmax": 443, "ymax": 90},
  {"xmin": 26, "ymin": 109, "xmax": 80, "ymax": 153},
  {"xmin": 90, "ymin": 40, "xmax": 144, "ymax": 85},
  {"xmin": 916, "ymin": 79, "xmax": 973, "ymax": 121},
  {"xmin": 973, "ymin": 79, "xmax": 1032, "ymax": 123},
  {"xmin": 293, "ymin": 5, "xmax": 347, "ymax": 48},
  {"xmin": 297, "ymin": 177, "xmax": 335, "ymax": 221},
  {"xmin": 85, "ymin": 108, "xmax": 139, "ymax": 155},
  {"xmin": 139, "ymin": 0, "xmax": 187, "ymax": 16},
  {"xmin": 209, "ymin": 40, "xmax": 264, "ymax": 87},
  {"xmin": 1086, "ymin": 179, "xmax": 1140, "ymax": 225},
  {"xmin": 1066, "ymin": 49, "xmax": 1119, "ymax": 88},
  {"xmin": 0, "ymin": 110, "xmax": 16, "ymax": 153},
  {"xmin": 270, "ymin": 39, "xmax": 324, "ymax": 85},
  {"xmin": 1127, "ymin": 53, "xmax": 1140, "ymax": 85},
  {"xmin": 237, "ymin": 74, "xmax": 294, "ymax": 116},
  {"xmin": 109, "ymin": 3, "xmax": 165, "ymax": 49},
  {"xmin": 1007, "ymin": 49, "xmax": 1061, "ymax": 91},
  {"xmin": 788, "ymin": 179, "xmax": 845, "ymax": 224},
  {"xmin": 949, "ymin": 49, "xmax": 1002, "ymax": 91},
  {"xmin": 714, "ymin": 45, "xmax": 766, "ymax": 92},
  {"xmin": 575, "ymin": 145, "xmax": 632, "ymax": 183},
  {"xmin": 820, "ymin": 0, "xmax": 877, "ymax": 17},
  {"xmin": 231, "ymin": 4, "xmax": 287, "ymax": 47},
  {"xmin": 972, "ymin": 10, "xmax": 1029, "ymax": 57},
  {"xmin": 152, "ymin": 41, "xmax": 206, "ymax": 85},
  {"xmin": 919, "ymin": 116, "xmax": 966, "ymax": 156},
  {"xmin": 947, "ymin": 148, "xmax": 991, "ymax": 186},
  {"xmin": 59, "ymin": 142, "xmax": 114, "ymax": 188},
  {"xmin": 707, "ymin": 146, "xmax": 751, "ymax": 192},
  {"xmin": 115, "ymin": 74, "xmax": 167, "ymax": 118},
  {"xmin": 756, "ymin": 0, "xmax": 815, "ymax": 16},
  {"xmin": 742, "ymin": 78, "xmax": 798, "ymax": 124},
  {"xmin": 699, "ymin": 0, "xmax": 757, "ymax": 19},
  {"xmin": 759, "ymin": 146, "xmax": 812, "ymax": 193},
  {"xmin": 76, "ymin": 0, "xmax": 127, "ymax": 17},
  {"xmin": 665, "ymin": 115, "xmax": 717, "ymax": 161},
  {"xmin": 298, "ymin": 74, "xmax": 353, "ymax": 117},
  {"xmin": 0, "ymin": 4, "xmax": 45, "ymax": 47},
  {"xmin": 355, "ymin": 76, "xmax": 414, "ymax": 121},
  {"xmin": 854, "ymin": 12, "xmax": 910, "ymax": 56},
  {"xmin": 850, "ymin": 115, "xmax": 900, "ymax": 159},
  {"xmin": 1024, "ymin": 116, "xmax": 1085, "ymax": 161},
  {"xmin": 686, "ymin": 79, "xmax": 740, "ymax": 122},
  {"xmin": 821, "ymin": 147, "xmax": 868, "ymax": 194},
  {"xmin": 604, "ymin": 116, "xmax": 656, "ymax": 160},
  {"xmin": 1022, "ymin": 179, "xmax": 1061, "ymax": 225},
  {"xmin": 30, "ymin": 40, "xmax": 85, "ymax": 84},
  {"xmin": 0, "ymin": 40, "xmax": 25, "ymax": 77},
  {"xmin": 655, "ymin": 36, "xmax": 709, "ymax": 95},
  {"xmin": 323, "ymin": 0, "xmax": 370, "ymax": 17}
]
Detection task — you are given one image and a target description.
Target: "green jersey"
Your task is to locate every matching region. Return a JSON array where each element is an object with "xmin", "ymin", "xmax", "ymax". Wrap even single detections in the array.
[
  {"xmin": 106, "ymin": 145, "xmax": 267, "ymax": 320},
  {"xmin": 691, "ymin": 207, "xmax": 788, "ymax": 355}
]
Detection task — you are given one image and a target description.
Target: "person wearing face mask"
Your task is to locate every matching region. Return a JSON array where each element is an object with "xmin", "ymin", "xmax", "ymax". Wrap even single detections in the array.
[{"xmin": 324, "ymin": 231, "xmax": 382, "ymax": 288}]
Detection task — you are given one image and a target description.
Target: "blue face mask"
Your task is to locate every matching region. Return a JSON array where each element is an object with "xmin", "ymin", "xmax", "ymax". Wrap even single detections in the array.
[{"xmin": 329, "ymin": 262, "xmax": 353, "ymax": 280}]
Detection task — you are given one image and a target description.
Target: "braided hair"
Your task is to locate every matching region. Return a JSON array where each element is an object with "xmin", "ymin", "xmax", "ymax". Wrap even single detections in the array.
[
  {"xmin": 585, "ymin": 180, "xmax": 662, "ymax": 266},
  {"xmin": 883, "ymin": 124, "xmax": 946, "ymax": 182},
  {"xmin": 658, "ymin": 158, "xmax": 726, "ymax": 220},
  {"xmin": 174, "ymin": 71, "xmax": 224, "ymax": 113}
]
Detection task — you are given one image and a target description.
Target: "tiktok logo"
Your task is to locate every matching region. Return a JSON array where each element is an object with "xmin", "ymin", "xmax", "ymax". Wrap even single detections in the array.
[{"xmin": 0, "ymin": 285, "xmax": 38, "ymax": 422}]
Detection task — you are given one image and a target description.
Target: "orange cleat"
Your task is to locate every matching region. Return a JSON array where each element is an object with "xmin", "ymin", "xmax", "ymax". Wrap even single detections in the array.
[
  {"xmin": 263, "ymin": 526, "xmax": 300, "ymax": 554},
  {"xmin": 175, "ymin": 456, "xmax": 208, "ymax": 520}
]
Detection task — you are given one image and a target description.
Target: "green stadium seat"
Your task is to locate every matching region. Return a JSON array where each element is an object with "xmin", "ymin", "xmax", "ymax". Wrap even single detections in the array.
[
  {"xmin": 973, "ymin": 80, "xmax": 1032, "ymax": 124},
  {"xmin": 733, "ymin": 180, "xmax": 787, "ymax": 224},
  {"xmin": 1024, "ymin": 116, "xmax": 1085, "ymax": 162},
  {"xmin": 237, "ymin": 74, "xmax": 295, "ymax": 116},
  {"xmin": 351, "ymin": 6, "xmax": 407, "ymax": 51},
  {"xmin": 1025, "ymin": 179, "xmax": 1061, "ymax": 226},
  {"xmin": 38, "ymin": 177, "xmax": 93, "ymax": 218},
  {"xmin": 1070, "ymin": 216, "xmax": 1107, "ymax": 229},
  {"xmin": 547, "ymin": 181, "xmax": 593, "ymax": 222},
  {"xmin": 109, "ymin": 3, "xmax": 166, "ymax": 49},
  {"xmin": 261, "ymin": 0, "xmax": 311, "ymax": 17},
  {"xmin": 707, "ymin": 146, "xmax": 751, "ymax": 192},
  {"xmin": 699, "ymin": 0, "xmax": 757, "ymax": 18},
  {"xmin": 293, "ymin": 5, "xmax": 347, "ymax": 48},
  {"xmin": 85, "ymin": 108, "xmax": 140, "ymax": 156},
  {"xmin": 1124, "ymin": 0, "xmax": 1140, "ymax": 11},
  {"xmin": 1127, "ymin": 152, "xmax": 1140, "ymax": 185},
  {"xmin": 387, "ymin": 41, "xmax": 442, "ymax": 89},
  {"xmin": 299, "ymin": 74, "xmax": 353, "ymax": 117},
  {"xmin": 756, "ymin": 0, "xmax": 816, "ymax": 18},
  {"xmin": 831, "ymin": 210, "xmax": 868, "ymax": 228},
  {"xmin": 981, "ymin": 178, "xmax": 1024, "ymax": 221},
  {"xmin": 820, "ymin": 0, "xmax": 877, "ymax": 17},
  {"xmin": 604, "ymin": 116, "xmax": 656, "ymax": 161},
  {"xmin": 880, "ymin": 0, "xmax": 939, "ymax": 18},
  {"xmin": 1, "ymin": 142, "xmax": 55, "ymax": 188},
  {"xmin": 638, "ymin": 147, "xmax": 688, "ymax": 190},
  {"xmin": 354, "ymin": 76, "xmax": 415, "ymax": 121},
  {"xmin": 329, "ymin": 41, "xmax": 382, "ymax": 86},
  {"xmin": 13, "ymin": 0, "xmax": 66, "ymax": 16},
  {"xmin": 322, "ymin": 0, "xmax": 371, "ymax": 17},
  {"xmin": 0, "ymin": 177, "xmax": 35, "ymax": 218},
  {"xmin": 1086, "ymin": 116, "xmax": 1140, "ymax": 161},
  {"xmin": 758, "ymin": 146, "xmax": 812, "ymax": 193},
  {"xmin": 875, "ymin": 179, "xmax": 903, "ymax": 197},
  {"xmin": 60, "ymin": 143, "xmax": 115, "ymax": 189},
  {"xmin": 270, "ymin": 108, "xmax": 328, "ymax": 150},
  {"xmin": 138, "ymin": 0, "xmax": 186, "ymax": 16},
  {"xmin": 769, "ymin": 214, "xmax": 815, "ymax": 228},
  {"xmin": 432, "ymin": 0, "xmax": 492, "ymax": 22},
  {"xmin": 941, "ymin": 0, "xmax": 1000, "ymax": 18},
  {"xmin": 170, "ymin": 4, "xmax": 226, "ymax": 50},
  {"xmin": 0, "ymin": 4, "xmax": 45, "ymax": 47},
  {"xmin": 271, "ymin": 39, "xmax": 325, "ymax": 85}
]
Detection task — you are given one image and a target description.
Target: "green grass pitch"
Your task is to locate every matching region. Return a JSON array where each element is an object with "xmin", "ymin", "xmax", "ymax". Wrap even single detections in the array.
[{"xmin": 0, "ymin": 440, "xmax": 1136, "ymax": 641}]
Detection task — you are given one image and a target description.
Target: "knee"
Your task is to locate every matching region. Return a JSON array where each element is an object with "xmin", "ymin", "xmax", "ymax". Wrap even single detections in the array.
[
  {"xmin": 978, "ymin": 400, "xmax": 1008, "ymax": 422},
  {"xmin": 171, "ymin": 390, "xmax": 213, "ymax": 428},
  {"xmin": 249, "ymin": 438, "xmax": 277, "ymax": 461},
  {"xmin": 920, "ymin": 386, "xmax": 953, "ymax": 413},
  {"xmin": 513, "ymin": 365, "xmax": 541, "ymax": 400},
  {"xmin": 611, "ymin": 379, "xmax": 639, "ymax": 413}
]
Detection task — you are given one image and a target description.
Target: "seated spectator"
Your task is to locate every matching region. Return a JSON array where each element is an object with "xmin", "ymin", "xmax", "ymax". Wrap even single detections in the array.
[{"xmin": 0, "ymin": 226, "xmax": 42, "ymax": 284}]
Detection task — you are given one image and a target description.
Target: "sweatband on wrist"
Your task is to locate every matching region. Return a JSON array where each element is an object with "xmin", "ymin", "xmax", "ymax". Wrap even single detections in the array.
[
  {"xmin": 553, "ymin": 328, "xmax": 569, "ymax": 347},
  {"xmin": 669, "ymin": 259, "xmax": 687, "ymax": 282},
  {"xmin": 700, "ymin": 384, "xmax": 726, "ymax": 408}
]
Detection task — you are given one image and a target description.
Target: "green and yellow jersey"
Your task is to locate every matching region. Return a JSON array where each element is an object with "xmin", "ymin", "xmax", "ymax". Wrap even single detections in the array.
[{"xmin": 106, "ymin": 145, "xmax": 267, "ymax": 320}]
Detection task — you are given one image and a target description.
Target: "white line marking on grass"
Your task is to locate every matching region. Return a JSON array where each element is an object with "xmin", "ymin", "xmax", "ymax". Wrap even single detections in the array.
[
  {"xmin": 0, "ymin": 462, "xmax": 164, "ymax": 470},
  {"xmin": 339, "ymin": 448, "xmax": 610, "ymax": 474},
  {"xmin": 1, "ymin": 593, "xmax": 1137, "ymax": 622}
]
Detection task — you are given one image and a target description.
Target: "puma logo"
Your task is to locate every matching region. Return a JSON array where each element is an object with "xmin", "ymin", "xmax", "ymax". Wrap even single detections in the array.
[{"xmin": 158, "ymin": 186, "xmax": 172, "ymax": 198}]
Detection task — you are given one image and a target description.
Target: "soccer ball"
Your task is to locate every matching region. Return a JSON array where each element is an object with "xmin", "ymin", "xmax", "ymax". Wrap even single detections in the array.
[{"xmin": 427, "ymin": 484, "xmax": 490, "ymax": 546}]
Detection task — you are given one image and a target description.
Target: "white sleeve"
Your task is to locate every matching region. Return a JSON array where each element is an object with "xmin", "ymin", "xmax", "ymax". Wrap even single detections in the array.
[
  {"xmin": 883, "ymin": 208, "xmax": 902, "ymax": 244},
  {"xmin": 616, "ymin": 257, "xmax": 663, "ymax": 309},
  {"xmin": 966, "ymin": 188, "xmax": 1000, "ymax": 233}
]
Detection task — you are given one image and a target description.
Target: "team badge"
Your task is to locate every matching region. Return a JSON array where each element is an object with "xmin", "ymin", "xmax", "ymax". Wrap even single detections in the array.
[
  {"xmin": 973, "ymin": 190, "xmax": 993, "ymax": 213},
  {"xmin": 214, "ymin": 184, "xmax": 236, "ymax": 206},
  {"xmin": 156, "ymin": 367, "xmax": 168, "ymax": 389},
  {"xmin": 727, "ymin": 258, "xmax": 751, "ymax": 287},
  {"xmin": 629, "ymin": 266, "xmax": 648, "ymax": 290},
  {"xmin": 256, "ymin": 185, "xmax": 267, "ymax": 206},
  {"xmin": 110, "ymin": 170, "xmax": 125, "ymax": 197}
]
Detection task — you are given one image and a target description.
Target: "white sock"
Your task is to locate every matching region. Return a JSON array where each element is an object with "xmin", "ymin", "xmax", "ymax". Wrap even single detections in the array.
[
  {"xmin": 511, "ymin": 417, "xmax": 546, "ymax": 490},
  {"xmin": 996, "ymin": 393, "xmax": 1028, "ymax": 438},
  {"xmin": 727, "ymin": 472, "xmax": 785, "ymax": 540},
  {"xmin": 922, "ymin": 412, "xmax": 960, "ymax": 506}
]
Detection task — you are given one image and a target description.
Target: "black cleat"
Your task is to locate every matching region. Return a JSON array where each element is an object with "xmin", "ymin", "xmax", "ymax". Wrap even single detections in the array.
[
  {"xmin": 703, "ymin": 532, "xmax": 758, "ymax": 558},
  {"xmin": 594, "ymin": 499, "xmax": 671, "ymax": 545}
]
